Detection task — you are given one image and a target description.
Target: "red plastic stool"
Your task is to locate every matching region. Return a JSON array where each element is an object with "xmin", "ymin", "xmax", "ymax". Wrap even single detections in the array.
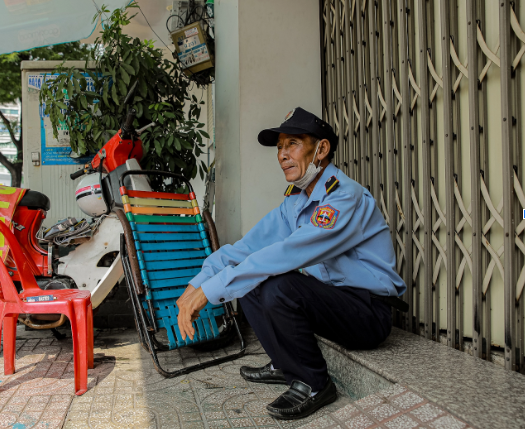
[{"xmin": 0, "ymin": 221, "xmax": 94, "ymax": 395}]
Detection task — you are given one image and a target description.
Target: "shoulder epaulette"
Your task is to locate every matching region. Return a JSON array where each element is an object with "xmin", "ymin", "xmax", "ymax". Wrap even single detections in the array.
[
  {"xmin": 284, "ymin": 184, "xmax": 302, "ymax": 197},
  {"xmin": 325, "ymin": 176, "xmax": 340, "ymax": 194}
]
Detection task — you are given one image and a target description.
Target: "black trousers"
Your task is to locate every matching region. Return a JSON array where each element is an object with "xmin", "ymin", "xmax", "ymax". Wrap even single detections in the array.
[{"xmin": 239, "ymin": 271, "xmax": 392, "ymax": 391}]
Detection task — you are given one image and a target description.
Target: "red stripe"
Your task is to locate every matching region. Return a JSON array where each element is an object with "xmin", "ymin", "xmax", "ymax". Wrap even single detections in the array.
[
  {"xmin": 75, "ymin": 184, "xmax": 101, "ymax": 195},
  {"xmin": 127, "ymin": 190, "xmax": 190, "ymax": 201}
]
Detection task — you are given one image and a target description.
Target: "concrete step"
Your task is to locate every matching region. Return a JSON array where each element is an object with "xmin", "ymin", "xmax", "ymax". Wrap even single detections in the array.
[{"xmin": 318, "ymin": 327, "xmax": 525, "ymax": 429}]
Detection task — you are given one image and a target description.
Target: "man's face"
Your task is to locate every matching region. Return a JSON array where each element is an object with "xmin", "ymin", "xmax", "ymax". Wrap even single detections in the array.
[{"xmin": 277, "ymin": 133, "xmax": 318, "ymax": 182}]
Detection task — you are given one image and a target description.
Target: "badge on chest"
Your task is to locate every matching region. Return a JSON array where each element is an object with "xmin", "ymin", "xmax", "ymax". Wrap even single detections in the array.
[{"xmin": 311, "ymin": 204, "xmax": 339, "ymax": 229}]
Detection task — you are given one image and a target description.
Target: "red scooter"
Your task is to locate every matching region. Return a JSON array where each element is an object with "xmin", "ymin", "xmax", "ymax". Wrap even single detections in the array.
[{"xmin": 3, "ymin": 109, "xmax": 153, "ymax": 331}]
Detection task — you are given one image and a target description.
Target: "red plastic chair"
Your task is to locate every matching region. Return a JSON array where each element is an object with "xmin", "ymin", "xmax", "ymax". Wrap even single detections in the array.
[{"xmin": 0, "ymin": 221, "xmax": 94, "ymax": 395}]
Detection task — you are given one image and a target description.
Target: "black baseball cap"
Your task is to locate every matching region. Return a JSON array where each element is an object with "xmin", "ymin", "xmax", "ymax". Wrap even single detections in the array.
[{"xmin": 258, "ymin": 107, "xmax": 338, "ymax": 152}]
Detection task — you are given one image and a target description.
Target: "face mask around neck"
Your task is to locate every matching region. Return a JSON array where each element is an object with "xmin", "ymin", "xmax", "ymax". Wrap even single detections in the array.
[{"xmin": 292, "ymin": 140, "xmax": 323, "ymax": 190}]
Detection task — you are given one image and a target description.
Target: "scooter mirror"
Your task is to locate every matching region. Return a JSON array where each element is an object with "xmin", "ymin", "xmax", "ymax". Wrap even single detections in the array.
[{"xmin": 136, "ymin": 122, "xmax": 156, "ymax": 136}]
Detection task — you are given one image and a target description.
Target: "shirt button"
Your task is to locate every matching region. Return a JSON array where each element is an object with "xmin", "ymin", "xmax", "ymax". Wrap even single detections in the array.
[{"xmin": 219, "ymin": 298, "xmax": 225, "ymax": 302}]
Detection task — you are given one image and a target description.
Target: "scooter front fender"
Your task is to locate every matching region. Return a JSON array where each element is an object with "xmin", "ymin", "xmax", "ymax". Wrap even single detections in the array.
[{"xmin": 57, "ymin": 216, "xmax": 123, "ymax": 308}]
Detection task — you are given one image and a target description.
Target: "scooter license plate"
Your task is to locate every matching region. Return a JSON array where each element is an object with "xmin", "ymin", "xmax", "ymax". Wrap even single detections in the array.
[{"xmin": 25, "ymin": 295, "xmax": 56, "ymax": 303}]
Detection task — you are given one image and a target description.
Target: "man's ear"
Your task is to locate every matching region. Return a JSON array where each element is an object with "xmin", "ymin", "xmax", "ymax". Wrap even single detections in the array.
[{"xmin": 317, "ymin": 139, "xmax": 331, "ymax": 161}]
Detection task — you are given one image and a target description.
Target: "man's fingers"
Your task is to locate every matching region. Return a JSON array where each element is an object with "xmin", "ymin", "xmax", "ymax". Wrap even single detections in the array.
[{"xmin": 178, "ymin": 310, "xmax": 195, "ymax": 341}]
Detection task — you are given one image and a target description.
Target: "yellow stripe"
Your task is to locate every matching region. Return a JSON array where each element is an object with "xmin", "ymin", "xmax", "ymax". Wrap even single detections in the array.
[
  {"xmin": 0, "ymin": 217, "xmax": 5, "ymax": 249},
  {"xmin": 128, "ymin": 197, "xmax": 192, "ymax": 208},
  {"xmin": 0, "ymin": 186, "xmax": 17, "ymax": 195},
  {"xmin": 326, "ymin": 181, "xmax": 338, "ymax": 194}
]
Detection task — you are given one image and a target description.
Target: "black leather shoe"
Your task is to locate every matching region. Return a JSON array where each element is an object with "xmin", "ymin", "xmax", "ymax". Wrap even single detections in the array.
[
  {"xmin": 266, "ymin": 378, "xmax": 337, "ymax": 420},
  {"xmin": 240, "ymin": 362, "xmax": 287, "ymax": 384}
]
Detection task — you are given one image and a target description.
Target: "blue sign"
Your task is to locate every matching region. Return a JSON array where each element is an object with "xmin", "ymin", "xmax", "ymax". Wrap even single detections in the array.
[{"xmin": 29, "ymin": 72, "xmax": 92, "ymax": 165}]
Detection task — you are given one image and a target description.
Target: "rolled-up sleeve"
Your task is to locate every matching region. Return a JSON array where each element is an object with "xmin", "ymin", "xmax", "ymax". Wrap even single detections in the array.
[
  {"xmin": 189, "ymin": 203, "xmax": 292, "ymax": 290},
  {"xmin": 201, "ymin": 191, "xmax": 362, "ymax": 304}
]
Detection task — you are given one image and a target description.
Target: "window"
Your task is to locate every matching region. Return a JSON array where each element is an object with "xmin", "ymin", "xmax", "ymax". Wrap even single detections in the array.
[{"xmin": 0, "ymin": 109, "xmax": 19, "ymax": 115}]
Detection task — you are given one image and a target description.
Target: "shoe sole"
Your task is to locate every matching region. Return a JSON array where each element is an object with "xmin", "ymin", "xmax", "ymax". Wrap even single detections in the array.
[
  {"xmin": 266, "ymin": 391, "xmax": 337, "ymax": 420},
  {"xmin": 240, "ymin": 374, "xmax": 288, "ymax": 385}
]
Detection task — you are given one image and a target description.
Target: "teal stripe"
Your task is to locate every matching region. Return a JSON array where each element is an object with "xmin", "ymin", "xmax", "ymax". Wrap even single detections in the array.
[{"xmin": 142, "ymin": 249, "xmax": 207, "ymax": 262}]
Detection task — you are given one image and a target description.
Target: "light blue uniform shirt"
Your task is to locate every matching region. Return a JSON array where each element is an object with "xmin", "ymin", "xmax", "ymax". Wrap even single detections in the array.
[{"xmin": 190, "ymin": 163, "xmax": 406, "ymax": 305}]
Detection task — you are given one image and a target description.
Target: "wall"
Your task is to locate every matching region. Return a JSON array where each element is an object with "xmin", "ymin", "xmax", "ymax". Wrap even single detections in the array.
[
  {"xmin": 214, "ymin": 0, "xmax": 322, "ymax": 244},
  {"xmin": 22, "ymin": 61, "xmax": 93, "ymax": 228}
]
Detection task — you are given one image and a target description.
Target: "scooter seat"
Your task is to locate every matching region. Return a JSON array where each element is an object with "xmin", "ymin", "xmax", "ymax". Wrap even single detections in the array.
[{"xmin": 19, "ymin": 190, "xmax": 50, "ymax": 211}]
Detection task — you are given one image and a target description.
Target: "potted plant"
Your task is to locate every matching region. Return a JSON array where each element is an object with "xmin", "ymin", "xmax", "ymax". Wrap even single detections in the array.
[{"xmin": 39, "ymin": 2, "xmax": 210, "ymax": 190}]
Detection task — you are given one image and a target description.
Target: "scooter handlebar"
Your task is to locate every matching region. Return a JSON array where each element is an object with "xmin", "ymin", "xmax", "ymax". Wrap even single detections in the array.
[
  {"xmin": 70, "ymin": 169, "xmax": 85, "ymax": 180},
  {"xmin": 121, "ymin": 109, "xmax": 136, "ymax": 139}
]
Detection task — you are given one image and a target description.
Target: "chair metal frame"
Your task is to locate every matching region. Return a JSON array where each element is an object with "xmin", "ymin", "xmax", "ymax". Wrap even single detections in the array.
[{"xmin": 118, "ymin": 170, "xmax": 245, "ymax": 377}]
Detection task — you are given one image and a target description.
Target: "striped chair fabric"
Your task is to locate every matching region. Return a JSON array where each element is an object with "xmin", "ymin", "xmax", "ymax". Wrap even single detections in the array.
[{"xmin": 120, "ymin": 186, "xmax": 225, "ymax": 349}]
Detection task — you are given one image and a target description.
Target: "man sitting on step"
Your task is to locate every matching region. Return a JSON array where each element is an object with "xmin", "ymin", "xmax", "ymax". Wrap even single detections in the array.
[{"xmin": 176, "ymin": 107, "xmax": 406, "ymax": 420}]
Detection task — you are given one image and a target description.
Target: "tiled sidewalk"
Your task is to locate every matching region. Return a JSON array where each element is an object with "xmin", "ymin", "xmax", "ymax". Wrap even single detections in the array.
[
  {"xmin": 300, "ymin": 384, "xmax": 471, "ymax": 429},
  {"xmin": 0, "ymin": 325, "xmax": 473, "ymax": 428}
]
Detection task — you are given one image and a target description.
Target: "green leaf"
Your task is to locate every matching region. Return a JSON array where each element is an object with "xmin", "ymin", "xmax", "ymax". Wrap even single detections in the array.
[
  {"xmin": 122, "ymin": 48, "xmax": 131, "ymax": 64},
  {"xmin": 139, "ymin": 79, "xmax": 147, "ymax": 98},
  {"xmin": 120, "ymin": 67, "xmax": 130, "ymax": 85},
  {"xmin": 132, "ymin": 56, "xmax": 140, "ymax": 73},
  {"xmin": 174, "ymin": 138, "xmax": 181, "ymax": 151},
  {"xmin": 118, "ymin": 79, "xmax": 127, "ymax": 96},
  {"xmin": 199, "ymin": 130, "xmax": 210, "ymax": 139},
  {"xmin": 80, "ymin": 95, "xmax": 88, "ymax": 109},
  {"xmin": 103, "ymin": 86, "xmax": 110, "ymax": 107},
  {"xmin": 121, "ymin": 62, "xmax": 136, "ymax": 76},
  {"xmin": 167, "ymin": 135, "xmax": 174, "ymax": 147},
  {"xmin": 181, "ymin": 139, "xmax": 193, "ymax": 150},
  {"xmin": 174, "ymin": 158, "xmax": 186, "ymax": 168},
  {"xmin": 111, "ymin": 83, "xmax": 120, "ymax": 105},
  {"xmin": 135, "ymin": 103, "xmax": 143, "ymax": 118},
  {"xmin": 154, "ymin": 140, "xmax": 162, "ymax": 156}
]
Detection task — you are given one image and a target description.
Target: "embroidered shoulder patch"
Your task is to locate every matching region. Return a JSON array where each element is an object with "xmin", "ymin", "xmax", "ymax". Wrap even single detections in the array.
[{"xmin": 311, "ymin": 204, "xmax": 340, "ymax": 229}]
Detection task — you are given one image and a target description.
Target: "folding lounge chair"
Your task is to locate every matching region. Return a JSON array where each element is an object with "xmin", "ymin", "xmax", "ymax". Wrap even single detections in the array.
[{"xmin": 117, "ymin": 170, "xmax": 245, "ymax": 377}]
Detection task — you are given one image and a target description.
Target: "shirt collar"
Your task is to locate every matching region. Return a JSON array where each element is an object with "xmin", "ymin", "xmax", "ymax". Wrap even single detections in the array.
[{"xmin": 305, "ymin": 162, "xmax": 338, "ymax": 205}]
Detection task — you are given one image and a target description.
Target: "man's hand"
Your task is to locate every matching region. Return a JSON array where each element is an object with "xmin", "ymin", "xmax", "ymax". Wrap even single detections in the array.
[{"xmin": 176, "ymin": 284, "xmax": 208, "ymax": 341}]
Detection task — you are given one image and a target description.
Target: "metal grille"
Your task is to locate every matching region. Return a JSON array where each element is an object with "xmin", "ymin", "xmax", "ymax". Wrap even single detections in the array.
[{"xmin": 321, "ymin": 0, "xmax": 525, "ymax": 372}]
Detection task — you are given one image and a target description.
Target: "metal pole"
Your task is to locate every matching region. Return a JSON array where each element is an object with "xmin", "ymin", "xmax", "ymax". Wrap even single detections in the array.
[
  {"xmin": 321, "ymin": 0, "xmax": 328, "ymax": 122},
  {"xmin": 466, "ymin": 0, "xmax": 483, "ymax": 360},
  {"xmin": 344, "ymin": 0, "xmax": 355, "ymax": 179},
  {"xmin": 450, "ymin": 0, "xmax": 463, "ymax": 352},
  {"xmin": 440, "ymin": 0, "xmax": 457, "ymax": 350},
  {"xmin": 476, "ymin": 0, "xmax": 490, "ymax": 362},
  {"xmin": 356, "ymin": 1, "xmax": 367, "ymax": 187},
  {"xmin": 417, "ymin": 0, "xmax": 433, "ymax": 341},
  {"xmin": 334, "ymin": 0, "xmax": 345, "ymax": 173},
  {"xmin": 326, "ymin": 0, "xmax": 334, "ymax": 126},
  {"xmin": 382, "ymin": 0, "xmax": 397, "ymax": 247},
  {"xmin": 398, "ymin": 0, "xmax": 414, "ymax": 331},
  {"xmin": 368, "ymin": 0, "xmax": 381, "ymax": 203},
  {"xmin": 499, "ymin": 0, "xmax": 517, "ymax": 371}
]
